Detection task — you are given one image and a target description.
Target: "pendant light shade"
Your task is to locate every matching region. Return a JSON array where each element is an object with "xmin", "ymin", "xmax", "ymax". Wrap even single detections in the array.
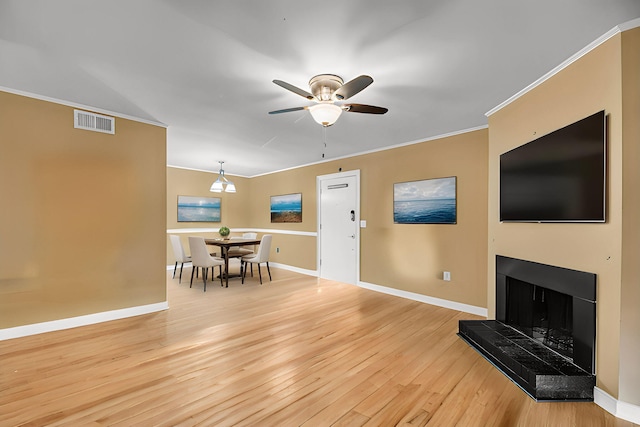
[
  {"xmin": 309, "ymin": 103, "xmax": 343, "ymax": 127},
  {"xmin": 224, "ymin": 181, "xmax": 236, "ymax": 193},
  {"xmin": 210, "ymin": 178, "xmax": 224, "ymax": 192},
  {"xmin": 210, "ymin": 161, "xmax": 236, "ymax": 193}
]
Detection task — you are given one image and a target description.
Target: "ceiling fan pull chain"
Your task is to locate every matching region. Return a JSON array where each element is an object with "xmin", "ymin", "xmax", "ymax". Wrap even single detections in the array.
[{"xmin": 322, "ymin": 126, "xmax": 327, "ymax": 158}]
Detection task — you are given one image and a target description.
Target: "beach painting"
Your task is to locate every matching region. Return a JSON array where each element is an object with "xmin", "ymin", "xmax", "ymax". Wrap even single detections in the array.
[
  {"xmin": 177, "ymin": 195, "xmax": 221, "ymax": 222},
  {"xmin": 270, "ymin": 193, "xmax": 302, "ymax": 223},
  {"xmin": 394, "ymin": 177, "xmax": 457, "ymax": 224}
]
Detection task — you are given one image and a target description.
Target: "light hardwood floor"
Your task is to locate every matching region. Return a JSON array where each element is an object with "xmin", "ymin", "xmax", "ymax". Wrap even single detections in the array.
[{"xmin": 1, "ymin": 267, "xmax": 637, "ymax": 427}]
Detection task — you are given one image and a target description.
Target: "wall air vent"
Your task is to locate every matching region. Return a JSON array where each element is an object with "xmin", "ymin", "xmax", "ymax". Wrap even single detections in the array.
[{"xmin": 74, "ymin": 109, "xmax": 115, "ymax": 134}]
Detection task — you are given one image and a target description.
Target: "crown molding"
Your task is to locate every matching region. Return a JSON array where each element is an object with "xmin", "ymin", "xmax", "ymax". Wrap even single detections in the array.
[
  {"xmin": 0, "ymin": 86, "xmax": 167, "ymax": 128},
  {"xmin": 250, "ymin": 124, "xmax": 488, "ymax": 179},
  {"xmin": 486, "ymin": 18, "xmax": 640, "ymax": 117}
]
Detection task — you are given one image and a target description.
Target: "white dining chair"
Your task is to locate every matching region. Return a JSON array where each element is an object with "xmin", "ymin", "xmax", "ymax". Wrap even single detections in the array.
[
  {"xmin": 241, "ymin": 234, "xmax": 272, "ymax": 284},
  {"xmin": 169, "ymin": 235, "xmax": 191, "ymax": 283},
  {"xmin": 188, "ymin": 236, "xmax": 225, "ymax": 292},
  {"xmin": 228, "ymin": 232, "xmax": 258, "ymax": 257}
]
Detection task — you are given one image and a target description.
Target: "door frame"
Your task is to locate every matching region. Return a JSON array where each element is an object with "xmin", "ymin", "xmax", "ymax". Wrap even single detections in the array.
[{"xmin": 316, "ymin": 169, "xmax": 361, "ymax": 283}]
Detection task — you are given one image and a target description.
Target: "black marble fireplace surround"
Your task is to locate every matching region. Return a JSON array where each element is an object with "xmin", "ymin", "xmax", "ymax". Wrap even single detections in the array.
[{"xmin": 458, "ymin": 256, "xmax": 597, "ymax": 401}]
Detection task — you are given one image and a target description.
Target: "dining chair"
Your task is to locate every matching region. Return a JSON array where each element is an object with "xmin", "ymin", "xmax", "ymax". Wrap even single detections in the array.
[
  {"xmin": 188, "ymin": 236, "xmax": 225, "ymax": 291},
  {"xmin": 241, "ymin": 234, "xmax": 272, "ymax": 284},
  {"xmin": 228, "ymin": 232, "xmax": 258, "ymax": 257},
  {"xmin": 169, "ymin": 235, "xmax": 191, "ymax": 283}
]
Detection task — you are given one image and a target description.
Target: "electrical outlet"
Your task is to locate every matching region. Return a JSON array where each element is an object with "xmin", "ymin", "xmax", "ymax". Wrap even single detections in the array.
[
  {"xmin": 276, "ymin": 247, "xmax": 280, "ymax": 253},
  {"xmin": 443, "ymin": 271, "xmax": 451, "ymax": 281}
]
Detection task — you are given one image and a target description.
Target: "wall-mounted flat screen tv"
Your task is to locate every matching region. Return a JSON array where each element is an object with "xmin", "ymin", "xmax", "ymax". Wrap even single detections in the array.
[{"xmin": 500, "ymin": 110, "xmax": 606, "ymax": 223}]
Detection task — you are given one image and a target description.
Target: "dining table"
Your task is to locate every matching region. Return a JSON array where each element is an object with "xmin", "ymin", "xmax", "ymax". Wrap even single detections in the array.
[{"xmin": 205, "ymin": 237, "xmax": 261, "ymax": 287}]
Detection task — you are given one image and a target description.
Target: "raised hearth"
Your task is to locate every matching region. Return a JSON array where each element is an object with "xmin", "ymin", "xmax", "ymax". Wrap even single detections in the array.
[
  {"xmin": 458, "ymin": 256, "xmax": 596, "ymax": 401},
  {"xmin": 459, "ymin": 320, "xmax": 595, "ymax": 400}
]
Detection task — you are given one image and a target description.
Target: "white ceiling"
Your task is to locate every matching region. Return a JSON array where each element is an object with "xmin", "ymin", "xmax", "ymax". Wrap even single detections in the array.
[{"xmin": 2, "ymin": 1, "xmax": 639, "ymax": 177}]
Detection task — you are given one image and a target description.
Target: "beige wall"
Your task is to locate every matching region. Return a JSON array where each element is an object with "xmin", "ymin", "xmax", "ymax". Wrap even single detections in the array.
[
  {"xmin": 168, "ymin": 128, "xmax": 489, "ymax": 309},
  {"xmin": 0, "ymin": 91, "xmax": 167, "ymax": 329},
  {"xmin": 488, "ymin": 33, "xmax": 633, "ymax": 401},
  {"xmin": 619, "ymin": 27, "xmax": 640, "ymax": 405}
]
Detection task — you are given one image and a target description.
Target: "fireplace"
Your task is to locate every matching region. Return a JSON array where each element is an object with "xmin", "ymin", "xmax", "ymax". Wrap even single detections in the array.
[{"xmin": 458, "ymin": 256, "xmax": 596, "ymax": 401}]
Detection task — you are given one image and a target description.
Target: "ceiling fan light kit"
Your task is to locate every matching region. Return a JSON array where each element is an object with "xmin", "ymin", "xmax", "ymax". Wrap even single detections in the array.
[
  {"xmin": 309, "ymin": 103, "xmax": 343, "ymax": 127},
  {"xmin": 270, "ymin": 74, "xmax": 388, "ymax": 127}
]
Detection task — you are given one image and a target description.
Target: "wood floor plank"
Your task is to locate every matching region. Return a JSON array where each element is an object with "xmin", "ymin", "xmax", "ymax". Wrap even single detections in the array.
[{"xmin": 0, "ymin": 268, "xmax": 637, "ymax": 427}]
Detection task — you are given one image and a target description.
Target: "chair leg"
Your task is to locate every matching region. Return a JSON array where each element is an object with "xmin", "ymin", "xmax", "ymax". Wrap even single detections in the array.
[
  {"xmin": 173, "ymin": 262, "xmax": 178, "ymax": 278},
  {"xmin": 203, "ymin": 267, "xmax": 207, "ymax": 292},
  {"xmin": 258, "ymin": 263, "xmax": 263, "ymax": 284},
  {"xmin": 266, "ymin": 262, "xmax": 272, "ymax": 281},
  {"xmin": 242, "ymin": 262, "xmax": 247, "ymax": 284},
  {"xmin": 219, "ymin": 265, "xmax": 223, "ymax": 287},
  {"xmin": 190, "ymin": 266, "xmax": 196, "ymax": 288},
  {"xmin": 178, "ymin": 263, "xmax": 184, "ymax": 283}
]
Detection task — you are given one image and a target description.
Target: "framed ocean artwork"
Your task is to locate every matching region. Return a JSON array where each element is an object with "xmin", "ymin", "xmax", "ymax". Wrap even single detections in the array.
[
  {"xmin": 393, "ymin": 177, "xmax": 457, "ymax": 224},
  {"xmin": 270, "ymin": 193, "xmax": 302, "ymax": 223},
  {"xmin": 177, "ymin": 195, "xmax": 221, "ymax": 222}
]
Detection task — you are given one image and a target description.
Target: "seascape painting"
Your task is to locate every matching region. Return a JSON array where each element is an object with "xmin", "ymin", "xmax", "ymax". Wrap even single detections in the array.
[
  {"xmin": 271, "ymin": 193, "xmax": 302, "ymax": 223},
  {"xmin": 177, "ymin": 196, "xmax": 221, "ymax": 222},
  {"xmin": 394, "ymin": 177, "xmax": 457, "ymax": 224}
]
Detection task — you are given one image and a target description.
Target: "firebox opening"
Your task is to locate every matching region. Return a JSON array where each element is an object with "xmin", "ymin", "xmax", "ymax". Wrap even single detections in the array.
[{"xmin": 506, "ymin": 277, "xmax": 573, "ymax": 360}]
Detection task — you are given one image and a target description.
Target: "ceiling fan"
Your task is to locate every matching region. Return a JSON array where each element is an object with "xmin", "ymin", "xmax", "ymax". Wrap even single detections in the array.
[{"xmin": 269, "ymin": 74, "xmax": 388, "ymax": 127}]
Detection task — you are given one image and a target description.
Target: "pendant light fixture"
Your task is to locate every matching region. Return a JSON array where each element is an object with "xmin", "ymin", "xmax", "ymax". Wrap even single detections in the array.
[{"xmin": 210, "ymin": 161, "xmax": 236, "ymax": 193}]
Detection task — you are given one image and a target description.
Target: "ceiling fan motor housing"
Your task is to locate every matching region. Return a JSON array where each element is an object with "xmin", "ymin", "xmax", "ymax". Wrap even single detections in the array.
[{"xmin": 309, "ymin": 74, "xmax": 343, "ymax": 101}]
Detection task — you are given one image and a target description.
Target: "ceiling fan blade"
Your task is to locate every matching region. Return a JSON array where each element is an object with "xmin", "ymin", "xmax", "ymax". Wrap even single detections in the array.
[
  {"xmin": 273, "ymin": 80, "xmax": 315, "ymax": 100},
  {"xmin": 343, "ymin": 104, "xmax": 388, "ymax": 114},
  {"xmin": 334, "ymin": 75, "xmax": 373, "ymax": 100},
  {"xmin": 268, "ymin": 106, "xmax": 308, "ymax": 115}
]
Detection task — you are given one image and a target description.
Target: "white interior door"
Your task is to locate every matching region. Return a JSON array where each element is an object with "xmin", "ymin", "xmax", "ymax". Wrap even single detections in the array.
[{"xmin": 318, "ymin": 171, "xmax": 359, "ymax": 284}]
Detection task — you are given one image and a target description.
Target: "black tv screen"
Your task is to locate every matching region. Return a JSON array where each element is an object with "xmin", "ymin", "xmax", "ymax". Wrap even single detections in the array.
[{"xmin": 500, "ymin": 110, "xmax": 606, "ymax": 222}]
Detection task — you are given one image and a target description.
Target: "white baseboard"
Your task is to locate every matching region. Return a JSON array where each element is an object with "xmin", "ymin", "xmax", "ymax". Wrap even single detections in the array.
[
  {"xmin": 594, "ymin": 387, "xmax": 640, "ymax": 424},
  {"xmin": 358, "ymin": 281, "xmax": 488, "ymax": 317},
  {"xmin": 269, "ymin": 262, "xmax": 318, "ymax": 277},
  {"xmin": 241, "ymin": 263, "xmax": 486, "ymax": 317},
  {"xmin": 0, "ymin": 301, "xmax": 169, "ymax": 341},
  {"xmin": 595, "ymin": 386, "xmax": 618, "ymax": 415}
]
